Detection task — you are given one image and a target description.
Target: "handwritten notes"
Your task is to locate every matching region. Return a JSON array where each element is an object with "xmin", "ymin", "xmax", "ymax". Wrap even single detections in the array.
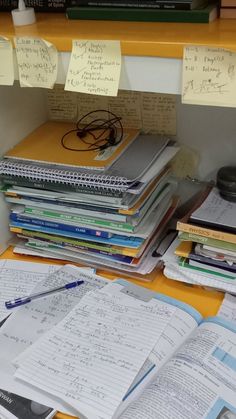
[
  {"xmin": 65, "ymin": 40, "xmax": 121, "ymax": 96},
  {"xmin": 14, "ymin": 37, "xmax": 58, "ymax": 89},
  {"xmin": 0, "ymin": 259, "xmax": 58, "ymax": 322},
  {"xmin": 0, "ymin": 37, "xmax": 14, "ymax": 86},
  {"xmin": 182, "ymin": 45, "xmax": 236, "ymax": 107},
  {"xmin": 15, "ymin": 281, "xmax": 170, "ymax": 419}
]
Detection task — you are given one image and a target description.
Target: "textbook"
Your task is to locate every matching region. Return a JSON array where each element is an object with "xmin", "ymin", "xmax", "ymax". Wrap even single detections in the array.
[
  {"xmin": 13, "ymin": 279, "xmax": 236, "ymax": 419},
  {"xmin": 66, "ymin": 2, "xmax": 218, "ymax": 22},
  {"xmin": 70, "ymin": 0, "xmax": 207, "ymax": 9},
  {"xmin": 177, "ymin": 187, "xmax": 236, "ymax": 245},
  {"xmin": 178, "ymin": 231, "xmax": 236, "ymax": 253},
  {"xmin": 0, "ymin": 389, "xmax": 55, "ymax": 419}
]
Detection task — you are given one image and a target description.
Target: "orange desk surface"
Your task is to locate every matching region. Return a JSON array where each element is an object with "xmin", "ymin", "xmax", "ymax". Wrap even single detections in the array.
[
  {"xmin": 1, "ymin": 246, "xmax": 224, "ymax": 419},
  {"xmin": 1, "ymin": 13, "xmax": 236, "ymax": 58}
]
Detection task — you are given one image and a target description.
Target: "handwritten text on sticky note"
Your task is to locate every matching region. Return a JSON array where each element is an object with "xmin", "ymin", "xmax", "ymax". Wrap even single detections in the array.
[
  {"xmin": 182, "ymin": 45, "xmax": 236, "ymax": 107},
  {"xmin": 65, "ymin": 40, "xmax": 121, "ymax": 96},
  {"xmin": 15, "ymin": 37, "xmax": 58, "ymax": 89},
  {"xmin": 0, "ymin": 37, "xmax": 14, "ymax": 86}
]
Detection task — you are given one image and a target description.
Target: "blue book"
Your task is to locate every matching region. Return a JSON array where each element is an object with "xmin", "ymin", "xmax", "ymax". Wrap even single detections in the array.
[
  {"xmin": 10, "ymin": 221, "xmax": 144, "ymax": 248},
  {"xmin": 10, "ymin": 212, "xmax": 112, "ymax": 239}
]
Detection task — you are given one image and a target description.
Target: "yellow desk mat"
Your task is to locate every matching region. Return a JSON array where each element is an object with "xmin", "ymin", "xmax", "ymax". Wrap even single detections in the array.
[{"xmin": 0, "ymin": 246, "xmax": 224, "ymax": 419}]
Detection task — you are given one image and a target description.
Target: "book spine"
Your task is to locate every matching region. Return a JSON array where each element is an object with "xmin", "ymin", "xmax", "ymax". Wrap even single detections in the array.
[
  {"xmin": 24, "ymin": 207, "xmax": 134, "ymax": 232},
  {"xmin": 10, "ymin": 213, "xmax": 112, "ymax": 238},
  {"xmin": 2, "ymin": 176, "xmax": 123, "ymax": 198},
  {"xmin": 178, "ymin": 232, "xmax": 236, "ymax": 252},
  {"xmin": 66, "ymin": 5, "xmax": 212, "ymax": 22},
  {"xmin": 0, "ymin": 0, "xmax": 67, "ymax": 10},
  {"xmin": 69, "ymin": 0, "xmax": 194, "ymax": 9},
  {"xmin": 177, "ymin": 221, "xmax": 236, "ymax": 245}
]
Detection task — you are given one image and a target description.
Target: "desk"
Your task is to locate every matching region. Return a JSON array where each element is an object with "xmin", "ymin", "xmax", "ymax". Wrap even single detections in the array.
[{"xmin": 0, "ymin": 246, "xmax": 224, "ymax": 419}]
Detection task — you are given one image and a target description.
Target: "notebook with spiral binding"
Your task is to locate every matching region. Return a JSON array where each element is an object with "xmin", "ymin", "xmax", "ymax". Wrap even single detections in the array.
[{"xmin": 0, "ymin": 123, "xmax": 177, "ymax": 194}]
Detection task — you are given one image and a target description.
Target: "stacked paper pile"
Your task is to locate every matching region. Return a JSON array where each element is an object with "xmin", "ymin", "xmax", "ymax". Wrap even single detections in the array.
[
  {"xmin": 163, "ymin": 187, "xmax": 236, "ymax": 293},
  {"xmin": 0, "ymin": 121, "xmax": 180, "ymax": 280}
]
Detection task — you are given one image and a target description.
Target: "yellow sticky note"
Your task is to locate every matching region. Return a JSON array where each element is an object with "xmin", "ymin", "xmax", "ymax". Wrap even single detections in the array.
[
  {"xmin": 14, "ymin": 37, "xmax": 58, "ymax": 89},
  {"xmin": 0, "ymin": 37, "xmax": 14, "ymax": 86},
  {"xmin": 182, "ymin": 45, "xmax": 236, "ymax": 107},
  {"xmin": 65, "ymin": 40, "xmax": 121, "ymax": 96}
]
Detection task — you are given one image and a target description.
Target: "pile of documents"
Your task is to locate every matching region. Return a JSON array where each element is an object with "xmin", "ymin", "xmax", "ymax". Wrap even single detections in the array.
[
  {"xmin": 0, "ymin": 121, "xmax": 180, "ymax": 279},
  {"xmin": 163, "ymin": 187, "xmax": 236, "ymax": 293}
]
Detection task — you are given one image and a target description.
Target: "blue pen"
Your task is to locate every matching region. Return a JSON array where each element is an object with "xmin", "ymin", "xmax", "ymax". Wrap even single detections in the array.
[{"xmin": 5, "ymin": 280, "xmax": 84, "ymax": 309}]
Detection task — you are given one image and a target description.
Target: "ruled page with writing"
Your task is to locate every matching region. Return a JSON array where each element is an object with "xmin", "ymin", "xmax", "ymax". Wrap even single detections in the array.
[{"xmin": 15, "ymin": 282, "xmax": 174, "ymax": 419}]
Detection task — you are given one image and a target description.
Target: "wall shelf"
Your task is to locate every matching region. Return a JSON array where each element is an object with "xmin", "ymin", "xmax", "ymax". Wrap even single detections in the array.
[{"xmin": 1, "ymin": 13, "xmax": 236, "ymax": 93}]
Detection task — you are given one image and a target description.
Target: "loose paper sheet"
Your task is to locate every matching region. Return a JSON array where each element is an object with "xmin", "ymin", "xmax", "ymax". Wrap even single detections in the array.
[
  {"xmin": 14, "ymin": 37, "xmax": 58, "ymax": 89},
  {"xmin": 182, "ymin": 45, "xmax": 236, "ymax": 107},
  {"xmin": 47, "ymin": 84, "xmax": 78, "ymax": 121},
  {"xmin": 65, "ymin": 40, "xmax": 121, "ymax": 96},
  {"xmin": 218, "ymin": 293, "xmax": 236, "ymax": 324},
  {"xmin": 15, "ymin": 281, "xmax": 171, "ymax": 419},
  {"xmin": 48, "ymin": 86, "xmax": 176, "ymax": 135},
  {"xmin": 0, "ymin": 37, "xmax": 14, "ymax": 86}
]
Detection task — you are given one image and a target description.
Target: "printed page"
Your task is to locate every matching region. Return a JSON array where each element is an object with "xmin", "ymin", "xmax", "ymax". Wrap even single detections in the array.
[
  {"xmin": 15, "ymin": 281, "xmax": 173, "ymax": 419},
  {"xmin": 182, "ymin": 45, "xmax": 236, "ymax": 107},
  {"xmin": 108, "ymin": 90, "xmax": 142, "ymax": 129},
  {"xmin": 47, "ymin": 85, "xmax": 78, "ymax": 121},
  {"xmin": 14, "ymin": 37, "xmax": 58, "ymax": 89},
  {"xmin": 114, "ymin": 287, "xmax": 202, "ymax": 417},
  {"xmin": 0, "ymin": 259, "xmax": 58, "ymax": 322},
  {"xmin": 218, "ymin": 293, "xmax": 236, "ymax": 324},
  {"xmin": 120, "ymin": 317, "xmax": 236, "ymax": 419},
  {"xmin": 141, "ymin": 92, "xmax": 176, "ymax": 135},
  {"xmin": 0, "ymin": 37, "xmax": 14, "ymax": 86},
  {"xmin": 65, "ymin": 40, "xmax": 121, "ymax": 96}
]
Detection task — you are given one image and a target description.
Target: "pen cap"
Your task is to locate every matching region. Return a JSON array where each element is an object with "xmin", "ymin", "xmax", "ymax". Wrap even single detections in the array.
[{"xmin": 11, "ymin": 0, "xmax": 36, "ymax": 26}]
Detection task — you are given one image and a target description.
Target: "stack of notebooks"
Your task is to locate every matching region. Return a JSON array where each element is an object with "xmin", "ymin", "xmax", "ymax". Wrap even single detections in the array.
[
  {"xmin": 163, "ymin": 186, "xmax": 236, "ymax": 293},
  {"xmin": 0, "ymin": 121, "xmax": 180, "ymax": 280},
  {"xmin": 66, "ymin": 0, "xmax": 219, "ymax": 23}
]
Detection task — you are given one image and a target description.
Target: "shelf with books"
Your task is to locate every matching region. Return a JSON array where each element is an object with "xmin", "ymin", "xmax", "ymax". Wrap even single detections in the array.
[{"xmin": 1, "ymin": 13, "xmax": 236, "ymax": 92}]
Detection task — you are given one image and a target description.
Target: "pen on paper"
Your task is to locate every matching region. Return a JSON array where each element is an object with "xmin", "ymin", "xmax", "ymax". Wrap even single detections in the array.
[{"xmin": 5, "ymin": 280, "xmax": 84, "ymax": 309}]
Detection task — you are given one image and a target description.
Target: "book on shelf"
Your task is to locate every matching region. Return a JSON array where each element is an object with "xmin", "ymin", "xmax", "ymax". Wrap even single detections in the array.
[
  {"xmin": 178, "ymin": 231, "xmax": 236, "ymax": 252},
  {"xmin": 66, "ymin": 2, "xmax": 219, "ymax": 22},
  {"xmin": 9, "ymin": 278, "xmax": 236, "ymax": 419},
  {"xmin": 176, "ymin": 186, "xmax": 236, "ymax": 245},
  {"xmin": 220, "ymin": 7, "xmax": 236, "ymax": 17},
  {"xmin": 0, "ymin": 0, "xmax": 67, "ymax": 11},
  {"xmin": 70, "ymin": 0, "xmax": 208, "ymax": 10},
  {"xmin": 0, "ymin": 389, "xmax": 55, "ymax": 419}
]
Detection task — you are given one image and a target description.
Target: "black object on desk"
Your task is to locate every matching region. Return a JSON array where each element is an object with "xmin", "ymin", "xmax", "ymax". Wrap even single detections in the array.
[{"xmin": 217, "ymin": 166, "xmax": 236, "ymax": 202}]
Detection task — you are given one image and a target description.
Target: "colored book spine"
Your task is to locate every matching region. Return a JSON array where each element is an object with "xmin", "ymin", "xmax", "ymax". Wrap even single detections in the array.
[
  {"xmin": 24, "ymin": 207, "xmax": 134, "ymax": 232},
  {"xmin": 177, "ymin": 220, "xmax": 236, "ymax": 245},
  {"xmin": 10, "ymin": 213, "xmax": 112, "ymax": 238},
  {"xmin": 178, "ymin": 257, "xmax": 235, "ymax": 280},
  {"xmin": 70, "ymin": 0, "xmax": 201, "ymax": 10},
  {"xmin": 178, "ymin": 232, "xmax": 236, "ymax": 252},
  {"xmin": 66, "ymin": 4, "xmax": 218, "ymax": 22},
  {"xmin": 0, "ymin": 0, "xmax": 67, "ymax": 11}
]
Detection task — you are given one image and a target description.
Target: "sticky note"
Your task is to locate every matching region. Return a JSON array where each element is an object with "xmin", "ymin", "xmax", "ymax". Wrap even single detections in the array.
[
  {"xmin": 14, "ymin": 37, "xmax": 58, "ymax": 89},
  {"xmin": 182, "ymin": 45, "xmax": 236, "ymax": 107},
  {"xmin": 65, "ymin": 40, "xmax": 121, "ymax": 96},
  {"xmin": 0, "ymin": 37, "xmax": 14, "ymax": 86}
]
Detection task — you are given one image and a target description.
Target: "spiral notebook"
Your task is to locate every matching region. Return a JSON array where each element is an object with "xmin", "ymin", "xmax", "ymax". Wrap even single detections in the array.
[{"xmin": 0, "ymin": 122, "xmax": 178, "ymax": 193}]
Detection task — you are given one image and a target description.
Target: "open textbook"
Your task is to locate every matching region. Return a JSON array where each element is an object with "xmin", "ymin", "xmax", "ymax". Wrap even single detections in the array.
[{"xmin": 0, "ymin": 272, "xmax": 234, "ymax": 419}]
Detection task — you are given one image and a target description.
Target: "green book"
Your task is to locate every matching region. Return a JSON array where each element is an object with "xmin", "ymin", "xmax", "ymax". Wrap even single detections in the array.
[
  {"xmin": 178, "ymin": 232, "xmax": 236, "ymax": 253},
  {"xmin": 66, "ymin": 3, "xmax": 218, "ymax": 23}
]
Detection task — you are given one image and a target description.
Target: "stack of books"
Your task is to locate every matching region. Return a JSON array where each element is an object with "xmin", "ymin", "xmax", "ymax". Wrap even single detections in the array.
[
  {"xmin": 220, "ymin": 0, "xmax": 236, "ymax": 17},
  {"xmin": 66, "ymin": 0, "xmax": 219, "ymax": 23},
  {"xmin": 0, "ymin": 121, "xmax": 180, "ymax": 280},
  {"xmin": 163, "ymin": 186, "xmax": 236, "ymax": 293}
]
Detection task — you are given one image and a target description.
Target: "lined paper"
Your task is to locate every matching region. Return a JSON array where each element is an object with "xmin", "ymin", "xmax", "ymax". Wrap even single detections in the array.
[
  {"xmin": 15, "ymin": 282, "xmax": 173, "ymax": 419},
  {"xmin": 0, "ymin": 259, "xmax": 58, "ymax": 322},
  {"xmin": 182, "ymin": 45, "xmax": 236, "ymax": 107},
  {"xmin": 65, "ymin": 40, "xmax": 121, "ymax": 96},
  {"xmin": 0, "ymin": 37, "xmax": 14, "ymax": 86},
  {"xmin": 218, "ymin": 293, "xmax": 236, "ymax": 324},
  {"xmin": 14, "ymin": 37, "xmax": 58, "ymax": 89}
]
